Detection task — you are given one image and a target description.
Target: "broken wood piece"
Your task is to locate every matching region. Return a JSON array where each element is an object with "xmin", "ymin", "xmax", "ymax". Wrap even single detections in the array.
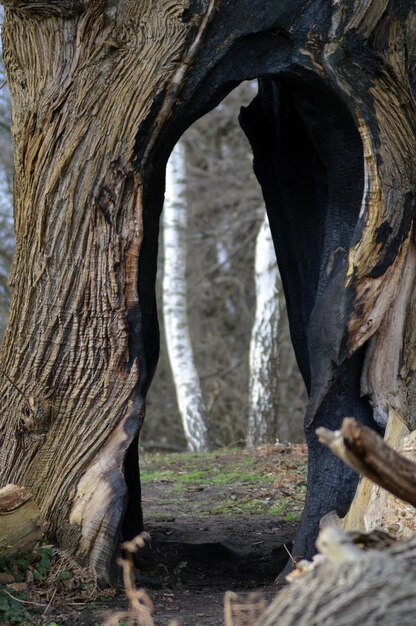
[
  {"xmin": 315, "ymin": 526, "xmax": 365, "ymax": 563},
  {"xmin": 316, "ymin": 418, "xmax": 416, "ymax": 507},
  {"xmin": 256, "ymin": 533, "xmax": 416, "ymax": 626},
  {"xmin": 0, "ymin": 484, "xmax": 44, "ymax": 557}
]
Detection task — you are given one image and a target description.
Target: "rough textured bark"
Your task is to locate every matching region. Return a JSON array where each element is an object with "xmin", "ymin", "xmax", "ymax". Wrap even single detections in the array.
[
  {"xmin": 0, "ymin": 0, "xmax": 218, "ymax": 582},
  {"xmin": 247, "ymin": 213, "xmax": 280, "ymax": 446},
  {"xmin": 163, "ymin": 142, "xmax": 209, "ymax": 452},
  {"xmin": 0, "ymin": 0, "xmax": 415, "ymax": 581}
]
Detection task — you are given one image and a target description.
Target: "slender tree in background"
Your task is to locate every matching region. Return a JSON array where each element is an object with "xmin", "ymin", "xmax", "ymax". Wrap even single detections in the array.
[
  {"xmin": 0, "ymin": 170, "xmax": 12, "ymax": 334},
  {"xmin": 247, "ymin": 213, "xmax": 280, "ymax": 446},
  {"xmin": 163, "ymin": 142, "xmax": 209, "ymax": 452},
  {"xmin": 144, "ymin": 83, "xmax": 306, "ymax": 451}
]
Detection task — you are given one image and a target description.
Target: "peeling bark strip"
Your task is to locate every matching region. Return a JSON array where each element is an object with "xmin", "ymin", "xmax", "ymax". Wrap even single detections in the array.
[
  {"xmin": 0, "ymin": 484, "xmax": 44, "ymax": 557},
  {"xmin": 0, "ymin": 0, "xmax": 416, "ymax": 581}
]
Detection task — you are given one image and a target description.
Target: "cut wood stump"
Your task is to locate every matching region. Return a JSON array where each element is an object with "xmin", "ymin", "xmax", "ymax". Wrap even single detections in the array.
[{"xmin": 0, "ymin": 484, "xmax": 44, "ymax": 557}]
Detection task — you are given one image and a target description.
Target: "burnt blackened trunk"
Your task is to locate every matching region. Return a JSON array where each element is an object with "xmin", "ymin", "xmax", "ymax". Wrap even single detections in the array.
[{"xmin": 239, "ymin": 76, "xmax": 381, "ymax": 557}]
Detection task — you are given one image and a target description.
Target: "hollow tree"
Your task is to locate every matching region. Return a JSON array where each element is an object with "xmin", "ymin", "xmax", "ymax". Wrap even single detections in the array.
[{"xmin": 0, "ymin": 0, "xmax": 415, "ymax": 582}]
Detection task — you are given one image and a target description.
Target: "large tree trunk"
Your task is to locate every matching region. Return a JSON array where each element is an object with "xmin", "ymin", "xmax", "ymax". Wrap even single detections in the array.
[
  {"xmin": 1, "ymin": 0, "xmax": 415, "ymax": 581},
  {"xmin": 0, "ymin": 0, "xmax": 218, "ymax": 582}
]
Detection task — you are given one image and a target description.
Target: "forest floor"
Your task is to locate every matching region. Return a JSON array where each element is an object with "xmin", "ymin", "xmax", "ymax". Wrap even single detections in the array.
[{"xmin": 1, "ymin": 443, "xmax": 307, "ymax": 626}]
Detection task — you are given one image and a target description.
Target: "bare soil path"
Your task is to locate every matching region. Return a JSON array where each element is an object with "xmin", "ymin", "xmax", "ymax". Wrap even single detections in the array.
[{"xmin": 2, "ymin": 444, "xmax": 307, "ymax": 625}]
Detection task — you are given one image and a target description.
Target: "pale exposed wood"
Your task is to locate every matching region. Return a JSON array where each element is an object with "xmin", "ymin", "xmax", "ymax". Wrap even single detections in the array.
[
  {"xmin": 315, "ymin": 525, "xmax": 364, "ymax": 563},
  {"xmin": 0, "ymin": 484, "xmax": 44, "ymax": 557},
  {"xmin": 341, "ymin": 408, "xmax": 416, "ymax": 537},
  {"xmin": 317, "ymin": 417, "xmax": 416, "ymax": 508},
  {"xmin": 361, "ymin": 240, "xmax": 416, "ymax": 428}
]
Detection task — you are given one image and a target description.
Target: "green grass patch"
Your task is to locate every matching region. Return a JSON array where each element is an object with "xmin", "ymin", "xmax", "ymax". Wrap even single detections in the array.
[
  {"xmin": 141, "ymin": 446, "xmax": 307, "ymax": 522},
  {"xmin": 210, "ymin": 470, "xmax": 270, "ymax": 485},
  {"xmin": 140, "ymin": 469, "xmax": 176, "ymax": 483},
  {"xmin": 208, "ymin": 497, "xmax": 271, "ymax": 515},
  {"xmin": 142, "ymin": 464, "xmax": 273, "ymax": 487},
  {"xmin": 175, "ymin": 470, "xmax": 207, "ymax": 482},
  {"xmin": 282, "ymin": 512, "xmax": 301, "ymax": 523},
  {"xmin": 269, "ymin": 497, "xmax": 292, "ymax": 516}
]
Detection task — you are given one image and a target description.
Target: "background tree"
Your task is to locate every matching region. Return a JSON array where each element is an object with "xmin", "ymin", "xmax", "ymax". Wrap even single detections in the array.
[
  {"xmin": 247, "ymin": 213, "xmax": 281, "ymax": 446},
  {"xmin": 163, "ymin": 141, "xmax": 210, "ymax": 452},
  {"xmin": 144, "ymin": 82, "xmax": 306, "ymax": 450},
  {"xmin": 0, "ymin": 9, "xmax": 13, "ymax": 336}
]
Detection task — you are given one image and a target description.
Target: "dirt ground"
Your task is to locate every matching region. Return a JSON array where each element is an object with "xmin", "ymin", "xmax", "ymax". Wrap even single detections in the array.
[{"xmin": 3, "ymin": 444, "xmax": 307, "ymax": 625}]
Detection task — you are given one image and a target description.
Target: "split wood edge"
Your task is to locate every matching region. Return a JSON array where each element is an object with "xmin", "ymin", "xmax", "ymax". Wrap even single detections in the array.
[
  {"xmin": 316, "ymin": 417, "xmax": 416, "ymax": 507},
  {"xmin": 0, "ymin": 484, "xmax": 44, "ymax": 557}
]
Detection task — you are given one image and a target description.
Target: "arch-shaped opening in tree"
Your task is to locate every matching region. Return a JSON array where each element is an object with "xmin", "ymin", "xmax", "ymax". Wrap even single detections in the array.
[
  {"xmin": 124, "ymin": 66, "xmax": 376, "ymax": 571},
  {"xmin": 142, "ymin": 80, "xmax": 307, "ymax": 453}
]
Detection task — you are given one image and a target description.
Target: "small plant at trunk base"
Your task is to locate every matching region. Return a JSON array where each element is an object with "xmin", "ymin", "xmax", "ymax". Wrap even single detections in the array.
[
  {"xmin": 0, "ymin": 589, "xmax": 32, "ymax": 624},
  {"xmin": 0, "ymin": 542, "xmax": 102, "ymax": 624}
]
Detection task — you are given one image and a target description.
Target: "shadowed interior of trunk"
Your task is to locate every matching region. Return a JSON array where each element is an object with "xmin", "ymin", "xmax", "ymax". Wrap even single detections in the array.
[
  {"xmin": 240, "ymin": 74, "xmax": 365, "ymax": 390},
  {"xmin": 122, "ymin": 72, "xmax": 378, "ymax": 568},
  {"xmin": 241, "ymin": 74, "xmax": 379, "ymax": 560}
]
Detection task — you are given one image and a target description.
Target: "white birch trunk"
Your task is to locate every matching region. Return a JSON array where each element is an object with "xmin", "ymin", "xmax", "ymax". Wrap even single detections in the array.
[
  {"xmin": 163, "ymin": 142, "xmax": 210, "ymax": 452},
  {"xmin": 247, "ymin": 214, "xmax": 281, "ymax": 446}
]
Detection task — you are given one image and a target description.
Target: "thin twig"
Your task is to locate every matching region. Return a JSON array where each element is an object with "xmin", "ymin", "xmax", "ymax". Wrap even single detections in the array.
[
  {"xmin": 42, "ymin": 587, "xmax": 57, "ymax": 615},
  {"xmin": 2, "ymin": 589, "xmax": 46, "ymax": 608},
  {"xmin": 0, "ymin": 366, "xmax": 27, "ymax": 398}
]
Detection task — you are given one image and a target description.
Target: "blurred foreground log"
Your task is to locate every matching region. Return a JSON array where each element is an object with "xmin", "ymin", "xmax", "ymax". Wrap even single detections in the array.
[
  {"xmin": 0, "ymin": 484, "xmax": 43, "ymax": 557},
  {"xmin": 256, "ymin": 527, "xmax": 416, "ymax": 626}
]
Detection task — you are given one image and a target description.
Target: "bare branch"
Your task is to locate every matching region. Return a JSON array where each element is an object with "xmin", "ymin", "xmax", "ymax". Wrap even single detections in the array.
[{"xmin": 317, "ymin": 417, "xmax": 416, "ymax": 507}]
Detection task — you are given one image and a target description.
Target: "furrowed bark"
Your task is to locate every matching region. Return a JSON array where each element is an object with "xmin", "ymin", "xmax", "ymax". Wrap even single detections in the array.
[{"xmin": 0, "ymin": 1, "xmax": 213, "ymax": 581}]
